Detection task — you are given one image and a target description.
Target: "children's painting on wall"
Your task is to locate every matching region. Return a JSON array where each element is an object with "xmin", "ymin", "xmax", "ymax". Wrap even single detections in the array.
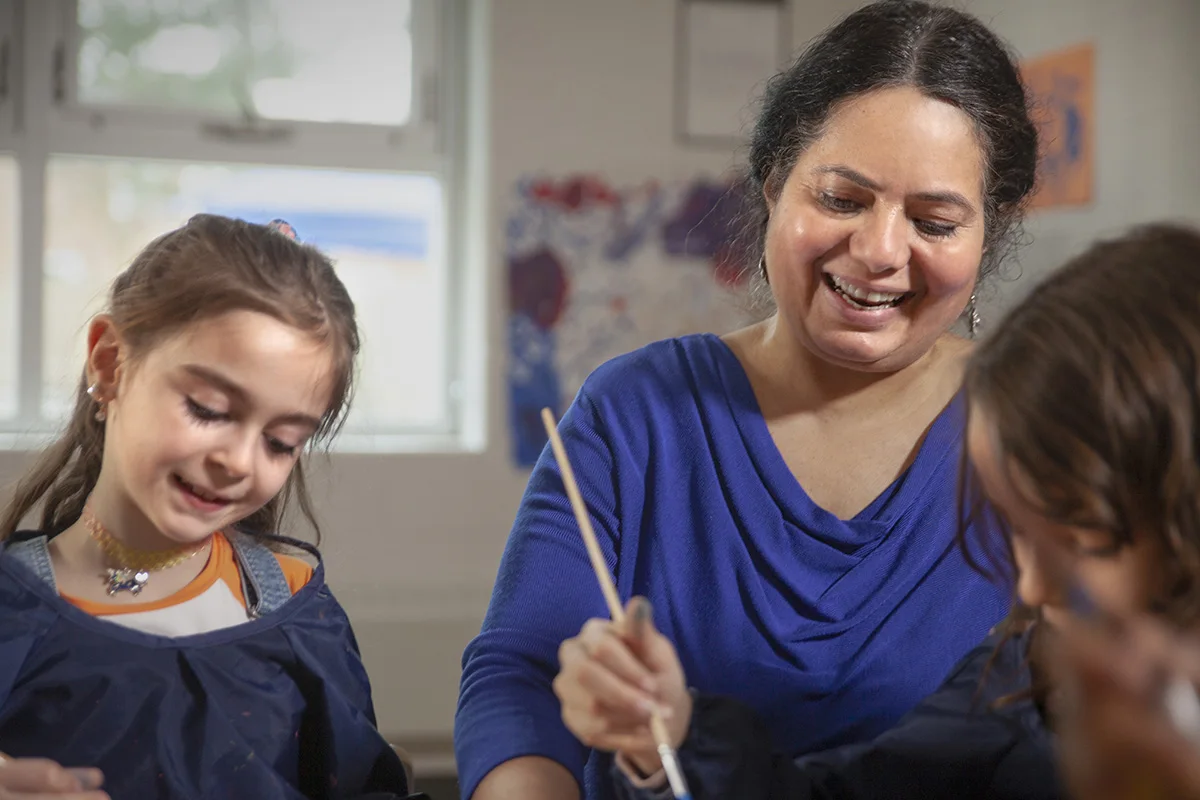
[
  {"xmin": 506, "ymin": 174, "xmax": 750, "ymax": 466},
  {"xmin": 1023, "ymin": 43, "xmax": 1095, "ymax": 209}
]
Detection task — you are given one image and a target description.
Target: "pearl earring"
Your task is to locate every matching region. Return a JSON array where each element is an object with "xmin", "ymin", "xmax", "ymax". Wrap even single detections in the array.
[{"xmin": 87, "ymin": 383, "xmax": 107, "ymax": 422}]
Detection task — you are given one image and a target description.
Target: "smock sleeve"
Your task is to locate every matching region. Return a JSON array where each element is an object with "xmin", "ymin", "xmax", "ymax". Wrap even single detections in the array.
[{"xmin": 613, "ymin": 636, "xmax": 1055, "ymax": 800}]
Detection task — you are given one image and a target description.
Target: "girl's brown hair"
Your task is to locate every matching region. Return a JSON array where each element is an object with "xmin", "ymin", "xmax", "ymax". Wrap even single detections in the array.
[
  {"xmin": 962, "ymin": 223, "xmax": 1200, "ymax": 628},
  {"xmin": 954, "ymin": 223, "xmax": 1200, "ymax": 717},
  {"xmin": 1, "ymin": 213, "xmax": 359, "ymax": 543}
]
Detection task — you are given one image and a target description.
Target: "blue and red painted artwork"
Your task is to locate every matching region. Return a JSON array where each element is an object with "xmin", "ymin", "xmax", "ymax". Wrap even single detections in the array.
[{"xmin": 506, "ymin": 174, "xmax": 748, "ymax": 467}]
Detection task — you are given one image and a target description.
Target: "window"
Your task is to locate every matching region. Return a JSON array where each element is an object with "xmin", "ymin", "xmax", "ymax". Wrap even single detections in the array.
[
  {"xmin": 1, "ymin": 0, "xmax": 465, "ymax": 450},
  {"xmin": 74, "ymin": 0, "xmax": 417, "ymax": 126},
  {"xmin": 0, "ymin": 156, "xmax": 16, "ymax": 420}
]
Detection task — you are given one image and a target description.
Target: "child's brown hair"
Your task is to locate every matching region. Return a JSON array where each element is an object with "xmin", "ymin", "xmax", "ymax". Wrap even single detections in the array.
[
  {"xmin": 963, "ymin": 223, "xmax": 1200, "ymax": 626},
  {"xmin": 1, "ymin": 214, "xmax": 360, "ymax": 542},
  {"xmin": 958, "ymin": 223, "xmax": 1200, "ymax": 714}
]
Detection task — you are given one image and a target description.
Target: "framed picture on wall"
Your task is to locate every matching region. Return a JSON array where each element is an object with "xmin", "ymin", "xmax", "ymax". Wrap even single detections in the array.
[{"xmin": 674, "ymin": 0, "xmax": 791, "ymax": 148}]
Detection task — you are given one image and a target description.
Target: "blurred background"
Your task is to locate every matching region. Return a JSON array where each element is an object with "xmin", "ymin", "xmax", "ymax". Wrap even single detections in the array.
[{"xmin": 0, "ymin": 1, "xmax": 1197, "ymax": 797}]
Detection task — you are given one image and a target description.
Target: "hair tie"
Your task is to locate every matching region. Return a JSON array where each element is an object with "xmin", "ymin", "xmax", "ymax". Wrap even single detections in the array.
[{"xmin": 267, "ymin": 219, "xmax": 299, "ymax": 241}]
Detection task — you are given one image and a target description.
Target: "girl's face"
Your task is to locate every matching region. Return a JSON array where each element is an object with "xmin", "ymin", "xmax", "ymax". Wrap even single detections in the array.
[
  {"xmin": 89, "ymin": 309, "xmax": 335, "ymax": 546},
  {"xmin": 763, "ymin": 85, "xmax": 987, "ymax": 372},
  {"xmin": 966, "ymin": 405, "xmax": 1164, "ymax": 629}
]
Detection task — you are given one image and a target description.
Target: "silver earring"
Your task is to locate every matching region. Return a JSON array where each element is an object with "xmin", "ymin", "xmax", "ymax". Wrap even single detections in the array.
[
  {"xmin": 87, "ymin": 383, "xmax": 107, "ymax": 422},
  {"xmin": 967, "ymin": 293, "xmax": 981, "ymax": 338}
]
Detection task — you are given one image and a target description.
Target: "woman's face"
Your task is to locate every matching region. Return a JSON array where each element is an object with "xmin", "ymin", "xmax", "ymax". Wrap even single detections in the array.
[
  {"xmin": 764, "ymin": 85, "xmax": 987, "ymax": 372},
  {"xmin": 966, "ymin": 405, "xmax": 1165, "ymax": 630}
]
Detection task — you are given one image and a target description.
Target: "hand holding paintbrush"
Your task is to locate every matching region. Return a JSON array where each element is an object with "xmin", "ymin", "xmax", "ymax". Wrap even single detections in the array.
[{"xmin": 542, "ymin": 408, "xmax": 694, "ymax": 799}]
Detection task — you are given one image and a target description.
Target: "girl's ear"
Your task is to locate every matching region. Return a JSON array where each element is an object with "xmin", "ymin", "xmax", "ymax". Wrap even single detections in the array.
[{"xmin": 85, "ymin": 315, "xmax": 125, "ymax": 399}]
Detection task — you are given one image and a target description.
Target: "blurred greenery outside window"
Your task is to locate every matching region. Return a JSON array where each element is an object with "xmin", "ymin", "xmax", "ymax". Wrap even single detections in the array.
[{"xmin": 0, "ymin": 0, "xmax": 465, "ymax": 451}]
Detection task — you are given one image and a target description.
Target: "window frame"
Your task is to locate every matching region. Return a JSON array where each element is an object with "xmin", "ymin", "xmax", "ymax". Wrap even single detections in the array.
[
  {"xmin": 0, "ymin": 0, "xmax": 468, "ymax": 452},
  {"xmin": 0, "ymin": 1, "xmax": 14, "ymax": 149}
]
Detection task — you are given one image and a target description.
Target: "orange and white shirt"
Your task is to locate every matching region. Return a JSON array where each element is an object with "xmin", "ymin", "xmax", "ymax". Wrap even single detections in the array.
[{"xmin": 62, "ymin": 532, "xmax": 312, "ymax": 638}]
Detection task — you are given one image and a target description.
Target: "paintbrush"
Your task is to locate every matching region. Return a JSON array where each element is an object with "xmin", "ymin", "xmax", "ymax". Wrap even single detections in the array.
[{"xmin": 540, "ymin": 407, "xmax": 693, "ymax": 800}]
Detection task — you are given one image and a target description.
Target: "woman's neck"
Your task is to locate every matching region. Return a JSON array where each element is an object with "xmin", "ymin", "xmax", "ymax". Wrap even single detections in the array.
[{"xmin": 732, "ymin": 317, "xmax": 970, "ymax": 423}]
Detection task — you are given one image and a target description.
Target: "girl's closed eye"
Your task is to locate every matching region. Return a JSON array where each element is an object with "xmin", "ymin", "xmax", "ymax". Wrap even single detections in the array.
[
  {"xmin": 1073, "ymin": 532, "xmax": 1124, "ymax": 560},
  {"xmin": 185, "ymin": 397, "xmax": 227, "ymax": 423},
  {"xmin": 266, "ymin": 436, "xmax": 300, "ymax": 457}
]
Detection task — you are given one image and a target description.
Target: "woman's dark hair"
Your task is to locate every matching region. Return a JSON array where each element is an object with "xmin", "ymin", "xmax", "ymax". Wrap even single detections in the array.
[
  {"xmin": 739, "ymin": 0, "xmax": 1038, "ymax": 307},
  {"xmin": 0, "ymin": 214, "xmax": 360, "ymax": 543}
]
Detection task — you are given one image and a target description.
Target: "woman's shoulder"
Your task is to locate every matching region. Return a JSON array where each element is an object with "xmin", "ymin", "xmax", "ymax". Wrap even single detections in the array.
[{"xmin": 578, "ymin": 332, "xmax": 736, "ymax": 411}]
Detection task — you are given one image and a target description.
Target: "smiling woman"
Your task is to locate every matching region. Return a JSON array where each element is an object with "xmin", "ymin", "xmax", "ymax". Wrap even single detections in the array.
[
  {"xmin": 758, "ymin": 85, "xmax": 987, "ymax": 375},
  {"xmin": 455, "ymin": 3, "xmax": 1039, "ymax": 799}
]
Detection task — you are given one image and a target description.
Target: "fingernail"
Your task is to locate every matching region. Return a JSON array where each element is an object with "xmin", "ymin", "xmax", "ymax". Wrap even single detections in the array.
[
  {"xmin": 68, "ymin": 768, "xmax": 103, "ymax": 790},
  {"xmin": 634, "ymin": 599, "xmax": 651, "ymax": 621}
]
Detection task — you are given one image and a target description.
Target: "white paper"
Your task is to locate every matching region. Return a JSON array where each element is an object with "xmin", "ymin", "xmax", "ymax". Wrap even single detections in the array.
[{"xmin": 681, "ymin": 1, "xmax": 783, "ymax": 141}]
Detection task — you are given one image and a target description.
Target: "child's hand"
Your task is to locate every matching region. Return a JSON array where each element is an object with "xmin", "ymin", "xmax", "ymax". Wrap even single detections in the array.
[
  {"xmin": 0, "ymin": 754, "xmax": 107, "ymax": 798},
  {"xmin": 553, "ymin": 597, "xmax": 692, "ymax": 778},
  {"xmin": 1053, "ymin": 617, "xmax": 1200, "ymax": 799}
]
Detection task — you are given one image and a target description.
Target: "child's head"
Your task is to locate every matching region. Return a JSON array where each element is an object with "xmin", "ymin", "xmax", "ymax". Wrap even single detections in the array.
[
  {"xmin": 964, "ymin": 223, "xmax": 1200, "ymax": 629},
  {"xmin": 2, "ymin": 214, "xmax": 359, "ymax": 543}
]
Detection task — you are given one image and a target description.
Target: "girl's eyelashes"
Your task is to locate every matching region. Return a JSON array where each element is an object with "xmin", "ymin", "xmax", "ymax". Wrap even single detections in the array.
[
  {"xmin": 1076, "ymin": 540, "xmax": 1124, "ymax": 559},
  {"xmin": 185, "ymin": 397, "xmax": 226, "ymax": 423},
  {"xmin": 266, "ymin": 437, "xmax": 300, "ymax": 457},
  {"xmin": 185, "ymin": 393, "xmax": 308, "ymax": 457}
]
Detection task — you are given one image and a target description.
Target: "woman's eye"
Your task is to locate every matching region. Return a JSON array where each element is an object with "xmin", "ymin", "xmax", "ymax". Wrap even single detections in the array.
[
  {"xmin": 915, "ymin": 219, "xmax": 960, "ymax": 239},
  {"xmin": 818, "ymin": 192, "xmax": 860, "ymax": 212}
]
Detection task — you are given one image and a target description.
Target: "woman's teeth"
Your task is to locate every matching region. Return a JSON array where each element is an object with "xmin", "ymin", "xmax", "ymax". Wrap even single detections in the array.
[{"xmin": 827, "ymin": 274, "xmax": 907, "ymax": 308}]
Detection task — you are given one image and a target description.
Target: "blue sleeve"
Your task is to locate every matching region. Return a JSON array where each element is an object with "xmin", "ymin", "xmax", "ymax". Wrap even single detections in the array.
[{"xmin": 455, "ymin": 389, "xmax": 625, "ymax": 798}]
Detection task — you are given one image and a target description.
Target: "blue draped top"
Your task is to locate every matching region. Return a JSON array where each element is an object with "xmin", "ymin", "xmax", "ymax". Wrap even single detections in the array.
[{"xmin": 455, "ymin": 334, "xmax": 1010, "ymax": 799}]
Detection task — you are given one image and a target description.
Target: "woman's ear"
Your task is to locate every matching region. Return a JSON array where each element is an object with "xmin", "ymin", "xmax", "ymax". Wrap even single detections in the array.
[
  {"xmin": 763, "ymin": 172, "xmax": 781, "ymax": 216},
  {"xmin": 85, "ymin": 315, "xmax": 125, "ymax": 399}
]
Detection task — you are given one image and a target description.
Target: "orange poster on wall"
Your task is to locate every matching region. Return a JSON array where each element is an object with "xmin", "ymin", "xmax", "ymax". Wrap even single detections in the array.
[{"xmin": 1022, "ymin": 43, "xmax": 1095, "ymax": 209}]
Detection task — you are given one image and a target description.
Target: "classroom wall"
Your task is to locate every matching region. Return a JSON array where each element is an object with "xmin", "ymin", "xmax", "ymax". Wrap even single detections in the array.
[
  {"xmin": 961, "ymin": 0, "xmax": 1200, "ymax": 319},
  {"xmin": 2, "ymin": 0, "xmax": 1197, "ymax": 775}
]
